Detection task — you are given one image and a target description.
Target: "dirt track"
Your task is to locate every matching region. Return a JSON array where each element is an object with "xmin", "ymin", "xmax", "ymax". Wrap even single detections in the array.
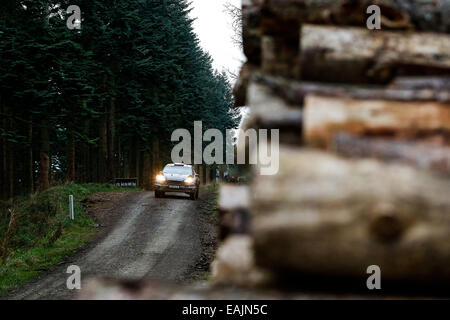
[{"xmin": 4, "ymin": 190, "xmax": 217, "ymax": 300}]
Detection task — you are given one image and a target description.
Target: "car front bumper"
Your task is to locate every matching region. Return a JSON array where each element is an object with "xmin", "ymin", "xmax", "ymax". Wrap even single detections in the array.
[{"xmin": 154, "ymin": 184, "xmax": 197, "ymax": 193}]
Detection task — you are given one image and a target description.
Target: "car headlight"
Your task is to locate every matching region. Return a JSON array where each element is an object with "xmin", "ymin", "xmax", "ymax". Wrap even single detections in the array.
[
  {"xmin": 184, "ymin": 176, "xmax": 194, "ymax": 185},
  {"xmin": 156, "ymin": 174, "xmax": 166, "ymax": 183}
]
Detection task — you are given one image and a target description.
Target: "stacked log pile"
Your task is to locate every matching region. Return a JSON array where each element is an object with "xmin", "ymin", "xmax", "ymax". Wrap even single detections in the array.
[{"xmin": 235, "ymin": 0, "xmax": 450, "ymax": 286}]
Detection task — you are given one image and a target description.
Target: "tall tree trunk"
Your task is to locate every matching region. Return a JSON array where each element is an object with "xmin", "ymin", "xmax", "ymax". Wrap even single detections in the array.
[
  {"xmin": 25, "ymin": 117, "xmax": 34, "ymax": 194},
  {"xmin": 129, "ymin": 138, "xmax": 138, "ymax": 178},
  {"xmin": 152, "ymin": 139, "xmax": 160, "ymax": 173},
  {"xmin": 200, "ymin": 165, "xmax": 206, "ymax": 185},
  {"xmin": 98, "ymin": 106, "xmax": 108, "ymax": 182},
  {"xmin": 205, "ymin": 166, "xmax": 211, "ymax": 185},
  {"xmin": 39, "ymin": 118, "xmax": 50, "ymax": 192},
  {"xmin": 0, "ymin": 138, "xmax": 5, "ymax": 200},
  {"xmin": 0, "ymin": 96, "xmax": 7, "ymax": 200},
  {"xmin": 90, "ymin": 145, "xmax": 98, "ymax": 183},
  {"xmin": 142, "ymin": 150, "xmax": 152, "ymax": 190},
  {"xmin": 81, "ymin": 118, "xmax": 90, "ymax": 183},
  {"xmin": 219, "ymin": 165, "xmax": 225, "ymax": 183},
  {"xmin": 66, "ymin": 127, "xmax": 75, "ymax": 183},
  {"xmin": 116, "ymin": 135, "xmax": 121, "ymax": 178},
  {"xmin": 8, "ymin": 142, "xmax": 14, "ymax": 197},
  {"xmin": 138, "ymin": 149, "xmax": 143, "ymax": 188},
  {"xmin": 107, "ymin": 98, "xmax": 116, "ymax": 181}
]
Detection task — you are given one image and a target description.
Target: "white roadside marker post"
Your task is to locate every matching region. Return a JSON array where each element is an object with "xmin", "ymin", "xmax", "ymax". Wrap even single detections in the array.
[{"xmin": 69, "ymin": 195, "xmax": 74, "ymax": 220}]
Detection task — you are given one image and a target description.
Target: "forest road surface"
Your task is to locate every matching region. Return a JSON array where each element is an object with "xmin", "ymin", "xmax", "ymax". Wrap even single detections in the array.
[{"xmin": 4, "ymin": 191, "xmax": 214, "ymax": 300}]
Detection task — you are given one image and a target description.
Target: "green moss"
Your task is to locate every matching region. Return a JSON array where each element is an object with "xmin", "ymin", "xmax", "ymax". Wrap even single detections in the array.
[{"xmin": 0, "ymin": 184, "xmax": 140, "ymax": 295}]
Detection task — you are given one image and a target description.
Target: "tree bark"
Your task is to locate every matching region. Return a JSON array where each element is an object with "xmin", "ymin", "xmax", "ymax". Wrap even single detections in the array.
[
  {"xmin": 252, "ymin": 148, "xmax": 450, "ymax": 282},
  {"xmin": 303, "ymin": 95, "xmax": 450, "ymax": 148},
  {"xmin": 301, "ymin": 25, "xmax": 450, "ymax": 84}
]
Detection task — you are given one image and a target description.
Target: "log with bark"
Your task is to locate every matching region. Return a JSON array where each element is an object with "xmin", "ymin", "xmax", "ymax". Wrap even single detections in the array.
[
  {"xmin": 251, "ymin": 73, "xmax": 450, "ymax": 105},
  {"xmin": 389, "ymin": 76, "xmax": 450, "ymax": 91},
  {"xmin": 233, "ymin": 62, "xmax": 257, "ymax": 107},
  {"xmin": 211, "ymin": 235, "xmax": 272, "ymax": 287},
  {"xmin": 333, "ymin": 133, "xmax": 450, "ymax": 175},
  {"xmin": 251, "ymin": 147, "xmax": 450, "ymax": 283},
  {"xmin": 245, "ymin": 83, "xmax": 303, "ymax": 145},
  {"xmin": 303, "ymin": 95, "xmax": 450, "ymax": 148},
  {"xmin": 262, "ymin": 35, "xmax": 301, "ymax": 79},
  {"xmin": 301, "ymin": 25, "xmax": 450, "ymax": 84},
  {"xmin": 260, "ymin": 0, "xmax": 450, "ymax": 34}
]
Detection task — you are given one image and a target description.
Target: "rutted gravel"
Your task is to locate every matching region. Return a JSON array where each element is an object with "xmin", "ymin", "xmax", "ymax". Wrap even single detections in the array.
[{"xmin": 3, "ymin": 189, "xmax": 217, "ymax": 300}]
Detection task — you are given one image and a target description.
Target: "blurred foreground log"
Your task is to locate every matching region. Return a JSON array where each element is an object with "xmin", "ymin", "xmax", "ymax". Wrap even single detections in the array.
[
  {"xmin": 252, "ymin": 73, "xmax": 450, "ymax": 105},
  {"xmin": 242, "ymin": 0, "xmax": 262, "ymax": 64},
  {"xmin": 80, "ymin": 278, "xmax": 279, "ymax": 300},
  {"xmin": 243, "ymin": 0, "xmax": 450, "ymax": 64},
  {"xmin": 303, "ymin": 95, "xmax": 450, "ymax": 148},
  {"xmin": 260, "ymin": 0, "xmax": 449, "ymax": 34},
  {"xmin": 390, "ymin": 76, "xmax": 450, "ymax": 91},
  {"xmin": 245, "ymin": 83, "xmax": 302, "ymax": 145},
  {"xmin": 301, "ymin": 25, "xmax": 450, "ymax": 83},
  {"xmin": 211, "ymin": 235, "xmax": 272, "ymax": 287},
  {"xmin": 333, "ymin": 134, "xmax": 450, "ymax": 175},
  {"xmin": 251, "ymin": 148, "xmax": 450, "ymax": 282},
  {"xmin": 218, "ymin": 185, "xmax": 251, "ymax": 240}
]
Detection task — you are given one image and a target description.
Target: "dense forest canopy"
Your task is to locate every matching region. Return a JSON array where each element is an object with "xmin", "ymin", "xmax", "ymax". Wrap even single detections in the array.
[{"xmin": 0, "ymin": 0, "xmax": 240, "ymax": 199}]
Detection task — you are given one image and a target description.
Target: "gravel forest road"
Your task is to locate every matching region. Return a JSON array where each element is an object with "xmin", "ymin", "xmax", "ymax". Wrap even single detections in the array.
[{"xmin": 5, "ymin": 191, "xmax": 215, "ymax": 300}]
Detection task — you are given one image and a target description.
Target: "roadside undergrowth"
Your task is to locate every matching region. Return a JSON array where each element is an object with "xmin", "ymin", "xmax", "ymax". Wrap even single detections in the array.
[{"xmin": 0, "ymin": 184, "xmax": 139, "ymax": 295}]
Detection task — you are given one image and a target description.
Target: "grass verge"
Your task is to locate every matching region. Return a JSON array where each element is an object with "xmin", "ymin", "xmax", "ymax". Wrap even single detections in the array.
[{"xmin": 0, "ymin": 183, "xmax": 138, "ymax": 295}]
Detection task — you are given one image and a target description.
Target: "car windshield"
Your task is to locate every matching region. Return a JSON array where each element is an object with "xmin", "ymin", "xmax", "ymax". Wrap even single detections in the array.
[{"xmin": 163, "ymin": 166, "xmax": 192, "ymax": 176}]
